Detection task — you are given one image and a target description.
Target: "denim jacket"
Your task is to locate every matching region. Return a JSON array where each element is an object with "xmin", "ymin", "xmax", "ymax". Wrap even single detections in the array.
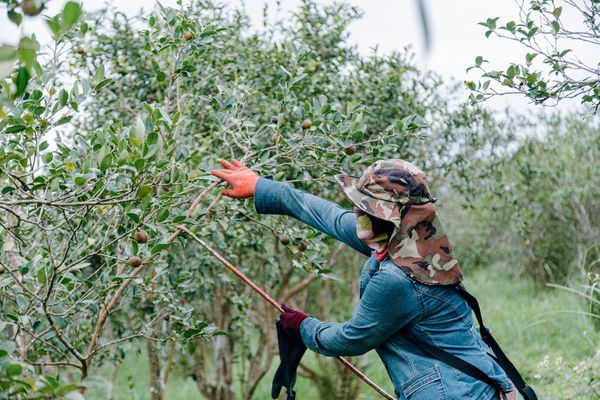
[{"xmin": 254, "ymin": 178, "xmax": 512, "ymax": 400}]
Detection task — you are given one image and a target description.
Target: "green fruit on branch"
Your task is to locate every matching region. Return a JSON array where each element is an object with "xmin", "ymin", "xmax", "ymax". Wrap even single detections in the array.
[
  {"xmin": 127, "ymin": 256, "xmax": 143, "ymax": 268},
  {"xmin": 297, "ymin": 240, "xmax": 308, "ymax": 252},
  {"xmin": 279, "ymin": 234, "xmax": 291, "ymax": 245},
  {"xmin": 134, "ymin": 230, "xmax": 149, "ymax": 243},
  {"xmin": 342, "ymin": 145, "xmax": 356, "ymax": 155},
  {"xmin": 21, "ymin": 0, "xmax": 44, "ymax": 16},
  {"xmin": 302, "ymin": 119, "xmax": 312, "ymax": 130}
]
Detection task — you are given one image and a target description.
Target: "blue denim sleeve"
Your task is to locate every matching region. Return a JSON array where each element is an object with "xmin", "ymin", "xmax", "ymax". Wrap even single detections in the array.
[
  {"xmin": 299, "ymin": 264, "xmax": 421, "ymax": 356},
  {"xmin": 254, "ymin": 177, "xmax": 371, "ymax": 256}
]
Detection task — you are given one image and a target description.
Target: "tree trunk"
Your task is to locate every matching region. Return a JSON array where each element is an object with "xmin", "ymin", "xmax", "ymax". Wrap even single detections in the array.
[
  {"xmin": 146, "ymin": 333, "xmax": 164, "ymax": 400},
  {"xmin": 192, "ymin": 286, "xmax": 236, "ymax": 400},
  {"xmin": 107, "ymin": 363, "xmax": 119, "ymax": 400}
]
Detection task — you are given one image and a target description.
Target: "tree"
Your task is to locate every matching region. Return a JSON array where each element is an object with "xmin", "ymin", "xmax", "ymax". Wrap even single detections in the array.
[{"xmin": 466, "ymin": 0, "xmax": 600, "ymax": 112}]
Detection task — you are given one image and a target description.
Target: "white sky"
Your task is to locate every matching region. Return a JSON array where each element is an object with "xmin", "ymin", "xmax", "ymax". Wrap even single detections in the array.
[{"xmin": 0, "ymin": 0, "xmax": 596, "ymax": 113}]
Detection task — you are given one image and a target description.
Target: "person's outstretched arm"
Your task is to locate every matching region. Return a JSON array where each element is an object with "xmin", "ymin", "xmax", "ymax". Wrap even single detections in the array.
[
  {"xmin": 300, "ymin": 264, "xmax": 421, "ymax": 356},
  {"xmin": 211, "ymin": 159, "xmax": 370, "ymax": 256}
]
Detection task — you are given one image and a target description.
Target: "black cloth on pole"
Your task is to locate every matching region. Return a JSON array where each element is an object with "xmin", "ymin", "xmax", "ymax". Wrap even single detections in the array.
[{"xmin": 271, "ymin": 320, "xmax": 307, "ymax": 400}]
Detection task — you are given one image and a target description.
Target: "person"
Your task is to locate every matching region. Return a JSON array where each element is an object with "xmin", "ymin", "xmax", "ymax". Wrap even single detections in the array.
[{"xmin": 211, "ymin": 158, "xmax": 513, "ymax": 400}]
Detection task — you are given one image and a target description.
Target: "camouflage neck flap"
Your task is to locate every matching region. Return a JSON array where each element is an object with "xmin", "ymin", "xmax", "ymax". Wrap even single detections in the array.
[{"xmin": 335, "ymin": 159, "xmax": 463, "ymax": 285}]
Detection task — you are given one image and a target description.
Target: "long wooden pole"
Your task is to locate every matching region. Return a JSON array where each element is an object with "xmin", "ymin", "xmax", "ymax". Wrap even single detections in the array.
[{"xmin": 179, "ymin": 226, "xmax": 395, "ymax": 400}]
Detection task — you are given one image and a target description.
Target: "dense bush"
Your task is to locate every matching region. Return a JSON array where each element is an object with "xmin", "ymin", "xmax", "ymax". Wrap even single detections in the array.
[{"xmin": 448, "ymin": 114, "xmax": 600, "ymax": 286}]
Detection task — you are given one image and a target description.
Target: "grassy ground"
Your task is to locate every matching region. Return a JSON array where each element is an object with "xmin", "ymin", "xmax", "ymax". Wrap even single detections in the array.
[{"xmin": 87, "ymin": 266, "xmax": 599, "ymax": 399}]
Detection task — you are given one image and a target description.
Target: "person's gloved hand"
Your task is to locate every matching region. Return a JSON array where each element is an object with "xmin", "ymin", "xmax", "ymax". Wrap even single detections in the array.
[
  {"xmin": 279, "ymin": 304, "xmax": 309, "ymax": 340},
  {"xmin": 210, "ymin": 159, "xmax": 260, "ymax": 198}
]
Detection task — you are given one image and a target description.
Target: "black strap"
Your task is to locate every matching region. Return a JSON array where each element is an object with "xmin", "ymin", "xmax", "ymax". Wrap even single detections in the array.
[
  {"xmin": 403, "ymin": 329, "xmax": 500, "ymax": 390},
  {"xmin": 456, "ymin": 286, "xmax": 537, "ymax": 400},
  {"xmin": 403, "ymin": 285, "xmax": 538, "ymax": 400}
]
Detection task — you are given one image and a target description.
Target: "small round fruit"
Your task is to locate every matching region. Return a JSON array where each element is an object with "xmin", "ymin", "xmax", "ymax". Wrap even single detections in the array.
[
  {"xmin": 21, "ymin": 0, "xmax": 44, "ymax": 16},
  {"xmin": 297, "ymin": 241, "xmax": 308, "ymax": 252},
  {"xmin": 271, "ymin": 116, "xmax": 278, "ymax": 124},
  {"xmin": 48, "ymin": 87, "xmax": 56, "ymax": 96},
  {"xmin": 342, "ymin": 145, "xmax": 356, "ymax": 155},
  {"xmin": 134, "ymin": 230, "xmax": 149, "ymax": 243},
  {"xmin": 128, "ymin": 256, "xmax": 143, "ymax": 268},
  {"xmin": 271, "ymin": 132, "xmax": 282, "ymax": 144},
  {"xmin": 75, "ymin": 47, "xmax": 85, "ymax": 55},
  {"xmin": 279, "ymin": 234, "xmax": 291, "ymax": 245},
  {"xmin": 302, "ymin": 119, "xmax": 312, "ymax": 130},
  {"xmin": 184, "ymin": 31, "xmax": 194, "ymax": 40}
]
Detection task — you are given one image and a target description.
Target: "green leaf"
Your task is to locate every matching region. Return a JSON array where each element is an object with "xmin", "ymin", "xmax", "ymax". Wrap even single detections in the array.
[
  {"xmin": 127, "ymin": 212, "xmax": 140, "ymax": 223},
  {"xmin": 59, "ymin": 89, "xmax": 69, "ymax": 106},
  {"xmin": 551, "ymin": 20, "xmax": 560, "ymax": 34},
  {"xmin": 46, "ymin": 16, "xmax": 61, "ymax": 37},
  {"xmin": 136, "ymin": 185, "xmax": 152, "ymax": 199},
  {"xmin": 6, "ymin": 363, "xmax": 23, "ymax": 376},
  {"xmin": 94, "ymin": 78, "xmax": 112, "ymax": 91},
  {"xmin": 502, "ymin": 21, "xmax": 516, "ymax": 33},
  {"xmin": 95, "ymin": 65, "xmax": 105, "ymax": 82},
  {"xmin": 56, "ymin": 115, "xmax": 73, "ymax": 125},
  {"xmin": 465, "ymin": 81, "xmax": 477, "ymax": 90},
  {"xmin": 37, "ymin": 265, "xmax": 50, "ymax": 284},
  {"xmin": 134, "ymin": 158, "xmax": 145, "ymax": 171},
  {"xmin": 151, "ymin": 242, "xmax": 169, "ymax": 254},
  {"xmin": 147, "ymin": 131, "xmax": 158, "ymax": 146},
  {"xmin": 172, "ymin": 215, "xmax": 186, "ymax": 223},
  {"xmin": 74, "ymin": 176, "xmax": 86, "ymax": 186},
  {"xmin": 552, "ymin": 7, "xmax": 562, "ymax": 18},
  {"xmin": 100, "ymin": 153, "xmax": 113, "ymax": 171},
  {"xmin": 62, "ymin": 1, "xmax": 83, "ymax": 31},
  {"xmin": 5, "ymin": 125, "xmax": 27, "ymax": 133},
  {"xmin": 525, "ymin": 53, "xmax": 537, "ymax": 65},
  {"xmin": 479, "ymin": 17, "xmax": 499, "ymax": 30},
  {"xmin": 14, "ymin": 66, "xmax": 30, "ymax": 98},
  {"xmin": 18, "ymin": 37, "xmax": 40, "ymax": 70},
  {"xmin": 156, "ymin": 207, "xmax": 170, "ymax": 223},
  {"xmin": 8, "ymin": 10, "xmax": 23, "ymax": 26}
]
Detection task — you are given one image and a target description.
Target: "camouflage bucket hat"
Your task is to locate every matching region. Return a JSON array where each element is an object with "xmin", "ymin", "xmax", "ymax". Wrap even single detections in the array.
[
  {"xmin": 334, "ymin": 159, "xmax": 436, "ymax": 225},
  {"xmin": 335, "ymin": 159, "xmax": 463, "ymax": 285}
]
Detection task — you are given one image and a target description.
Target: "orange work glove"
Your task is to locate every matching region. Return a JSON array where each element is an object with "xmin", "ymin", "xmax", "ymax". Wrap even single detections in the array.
[{"xmin": 210, "ymin": 159, "xmax": 260, "ymax": 198}]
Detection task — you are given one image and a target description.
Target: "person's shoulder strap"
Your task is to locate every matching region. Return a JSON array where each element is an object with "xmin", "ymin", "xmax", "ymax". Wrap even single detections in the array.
[
  {"xmin": 401, "ymin": 285, "xmax": 538, "ymax": 400},
  {"xmin": 402, "ymin": 329, "xmax": 501, "ymax": 390},
  {"xmin": 455, "ymin": 285, "xmax": 538, "ymax": 400}
]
